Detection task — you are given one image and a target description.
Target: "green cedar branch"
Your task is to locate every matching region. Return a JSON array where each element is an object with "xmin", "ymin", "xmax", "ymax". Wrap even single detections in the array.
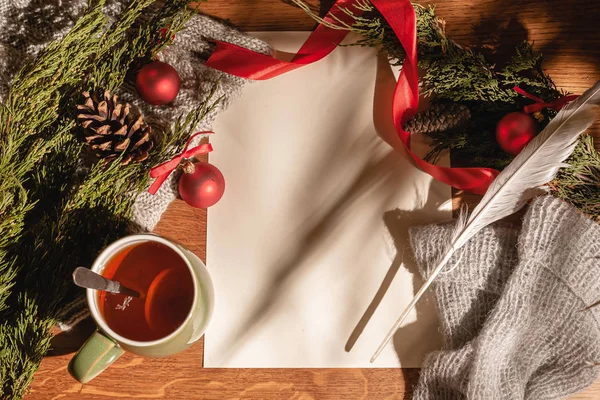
[
  {"xmin": 0, "ymin": 1, "xmax": 212, "ymax": 398},
  {"xmin": 291, "ymin": 0, "xmax": 599, "ymax": 221}
]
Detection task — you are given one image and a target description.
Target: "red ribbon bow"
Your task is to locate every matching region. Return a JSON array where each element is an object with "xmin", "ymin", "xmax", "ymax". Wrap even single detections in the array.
[
  {"xmin": 513, "ymin": 86, "xmax": 579, "ymax": 113},
  {"xmin": 205, "ymin": 0, "xmax": 500, "ymax": 194},
  {"xmin": 148, "ymin": 131, "xmax": 213, "ymax": 195}
]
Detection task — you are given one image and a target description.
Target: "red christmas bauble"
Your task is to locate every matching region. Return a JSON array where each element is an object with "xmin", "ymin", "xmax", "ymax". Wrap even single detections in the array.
[
  {"xmin": 136, "ymin": 61, "xmax": 181, "ymax": 105},
  {"xmin": 496, "ymin": 112, "xmax": 537, "ymax": 156},
  {"xmin": 179, "ymin": 161, "xmax": 225, "ymax": 208}
]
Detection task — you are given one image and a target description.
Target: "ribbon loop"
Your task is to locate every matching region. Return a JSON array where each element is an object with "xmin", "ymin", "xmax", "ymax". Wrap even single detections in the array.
[
  {"xmin": 148, "ymin": 131, "xmax": 213, "ymax": 195},
  {"xmin": 514, "ymin": 86, "xmax": 579, "ymax": 113},
  {"xmin": 205, "ymin": 0, "xmax": 500, "ymax": 194}
]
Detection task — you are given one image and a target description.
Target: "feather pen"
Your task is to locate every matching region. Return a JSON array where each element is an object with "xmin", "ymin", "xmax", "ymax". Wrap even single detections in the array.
[{"xmin": 371, "ymin": 81, "xmax": 600, "ymax": 363}]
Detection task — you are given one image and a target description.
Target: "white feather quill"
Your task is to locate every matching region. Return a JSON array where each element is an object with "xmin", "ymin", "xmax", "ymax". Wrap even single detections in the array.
[{"xmin": 371, "ymin": 81, "xmax": 600, "ymax": 363}]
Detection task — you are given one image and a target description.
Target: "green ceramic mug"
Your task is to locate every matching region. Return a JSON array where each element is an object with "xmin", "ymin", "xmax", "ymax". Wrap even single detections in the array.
[{"xmin": 68, "ymin": 234, "xmax": 215, "ymax": 383}]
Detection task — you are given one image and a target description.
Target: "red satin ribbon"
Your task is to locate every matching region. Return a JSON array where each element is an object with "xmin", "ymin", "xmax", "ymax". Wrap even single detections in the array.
[
  {"xmin": 206, "ymin": 0, "xmax": 499, "ymax": 194},
  {"xmin": 148, "ymin": 131, "xmax": 213, "ymax": 195},
  {"xmin": 513, "ymin": 86, "xmax": 579, "ymax": 113},
  {"xmin": 206, "ymin": 0, "xmax": 363, "ymax": 79}
]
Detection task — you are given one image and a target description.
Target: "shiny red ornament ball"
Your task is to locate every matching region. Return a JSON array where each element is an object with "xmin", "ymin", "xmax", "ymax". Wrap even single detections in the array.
[
  {"xmin": 496, "ymin": 112, "xmax": 538, "ymax": 156},
  {"xmin": 179, "ymin": 162, "xmax": 225, "ymax": 208},
  {"xmin": 136, "ymin": 61, "xmax": 181, "ymax": 105}
]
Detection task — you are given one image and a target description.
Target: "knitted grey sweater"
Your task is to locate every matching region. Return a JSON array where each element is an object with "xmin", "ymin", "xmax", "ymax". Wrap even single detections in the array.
[{"xmin": 410, "ymin": 195, "xmax": 600, "ymax": 399}]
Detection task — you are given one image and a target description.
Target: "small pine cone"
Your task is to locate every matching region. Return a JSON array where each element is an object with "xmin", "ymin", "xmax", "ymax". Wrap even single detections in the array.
[
  {"xmin": 77, "ymin": 90, "xmax": 153, "ymax": 165},
  {"xmin": 403, "ymin": 103, "xmax": 471, "ymax": 135}
]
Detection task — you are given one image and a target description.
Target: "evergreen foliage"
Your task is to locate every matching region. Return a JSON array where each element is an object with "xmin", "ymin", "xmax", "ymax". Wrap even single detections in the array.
[
  {"xmin": 292, "ymin": 0, "xmax": 600, "ymax": 219},
  {"xmin": 552, "ymin": 135, "xmax": 600, "ymax": 222},
  {"xmin": 0, "ymin": 1, "xmax": 219, "ymax": 398}
]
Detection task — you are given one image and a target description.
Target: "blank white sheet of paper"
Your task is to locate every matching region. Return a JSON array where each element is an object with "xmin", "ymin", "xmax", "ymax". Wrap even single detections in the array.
[{"xmin": 205, "ymin": 32, "xmax": 449, "ymax": 368}]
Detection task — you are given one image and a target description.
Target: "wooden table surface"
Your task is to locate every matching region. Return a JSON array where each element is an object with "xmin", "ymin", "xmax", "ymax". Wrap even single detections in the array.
[{"xmin": 27, "ymin": 1, "xmax": 600, "ymax": 399}]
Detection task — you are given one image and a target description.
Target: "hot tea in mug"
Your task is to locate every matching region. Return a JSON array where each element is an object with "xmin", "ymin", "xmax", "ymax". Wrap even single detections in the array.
[
  {"xmin": 69, "ymin": 234, "xmax": 214, "ymax": 384},
  {"xmin": 99, "ymin": 241, "xmax": 195, "ymax": 341}
]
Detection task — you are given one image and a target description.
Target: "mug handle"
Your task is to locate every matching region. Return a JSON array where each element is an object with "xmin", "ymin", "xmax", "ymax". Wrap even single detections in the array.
[{"xmin": 68, "ymin": 330, "xmax": 124, "ymax": 383}]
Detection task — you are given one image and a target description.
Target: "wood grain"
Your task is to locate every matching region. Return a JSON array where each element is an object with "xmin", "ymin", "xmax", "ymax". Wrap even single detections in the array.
[{"xmin": 28, "ymin": 0, "xmax": 600, "ymax": 399}]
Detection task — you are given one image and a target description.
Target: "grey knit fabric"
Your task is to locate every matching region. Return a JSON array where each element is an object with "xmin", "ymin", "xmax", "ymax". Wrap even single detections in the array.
[
  {"xmin": 0, "ymin": 0, "xmax": 270, "ymax": 329},
  {"xmin": 410, "ymin": 195, "xmax": 600, "ymax": 400}
]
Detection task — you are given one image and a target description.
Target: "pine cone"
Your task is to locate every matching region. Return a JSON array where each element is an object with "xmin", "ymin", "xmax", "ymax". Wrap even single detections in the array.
[
  {"xmin": 77, "ymin": 90, "xmax": 153, "ymax": 165},
  {"xmin": 403, "ymin": 103, "xmax": 471, "ymax": 135}
]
